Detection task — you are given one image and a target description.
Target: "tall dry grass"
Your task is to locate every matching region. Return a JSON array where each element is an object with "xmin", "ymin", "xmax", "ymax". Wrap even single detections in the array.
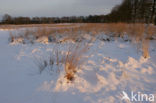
[
  {"xmin": 8, "ymin": 23, "xmax": 156, "ymax": 58},
  {"xmin": 64, "ymin": 44, "xmax": 89, "ymax": 81},
  {"xmin": 35, "ymin": 44, "xmax": 89, "ymax": 81}
]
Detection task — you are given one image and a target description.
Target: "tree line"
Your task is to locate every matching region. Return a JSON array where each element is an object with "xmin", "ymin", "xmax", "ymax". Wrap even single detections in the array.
[
  {"xmin": 1, "ymin": 0, "xmax": 156, "ymax": 25},
  {"xmin": 0, "ymin": 14, "xmax": 111, "ymax": 24},
  {"xmin": 108, "ymin": 0, "xmax": 156, "ymax": 24}
]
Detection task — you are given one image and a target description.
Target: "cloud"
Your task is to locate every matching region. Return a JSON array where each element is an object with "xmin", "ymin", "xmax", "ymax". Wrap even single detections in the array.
[
  {"xmin": 0, "ymin": 0, "xmax": 122, "ymax": 17},
  {"xmin": 75, "ymin": 0, "xmax": 122, "ymax": 7}
]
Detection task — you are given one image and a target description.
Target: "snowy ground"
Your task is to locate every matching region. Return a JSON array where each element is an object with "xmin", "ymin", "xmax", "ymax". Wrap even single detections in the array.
[{"xmin": 0, "ymin": 28, "xmax": 156, "ymax": 103}]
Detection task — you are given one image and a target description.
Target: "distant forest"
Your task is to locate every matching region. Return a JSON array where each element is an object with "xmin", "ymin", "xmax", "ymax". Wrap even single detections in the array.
[{"xmin": 1, "ymin": 0, "xmax": 156, "ymax": 25}]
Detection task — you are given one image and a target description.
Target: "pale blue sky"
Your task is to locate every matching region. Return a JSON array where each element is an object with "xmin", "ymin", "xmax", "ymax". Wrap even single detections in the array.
[{"xmin": 0, "ymin": 0, "xmax": 122, "ymax": 17}]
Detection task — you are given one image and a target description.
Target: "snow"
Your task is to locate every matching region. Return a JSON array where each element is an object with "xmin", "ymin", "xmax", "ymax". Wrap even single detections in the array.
[
  {"xmin": 0, "ymin": 29, "xmax": 156, "ymax": 103},
  {"xmin": 36, "ymin": 36, "xmax": 49, "ymax": 44}
]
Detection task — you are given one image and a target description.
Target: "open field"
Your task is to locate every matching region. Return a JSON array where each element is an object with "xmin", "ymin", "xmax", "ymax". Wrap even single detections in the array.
[
  {"xmin": 0, "ymin": 23, "xmax": 78, "ymax": 30},
  {"xmin": 0, "ymin": 23, "xmax": 156, "ymax": 103}
]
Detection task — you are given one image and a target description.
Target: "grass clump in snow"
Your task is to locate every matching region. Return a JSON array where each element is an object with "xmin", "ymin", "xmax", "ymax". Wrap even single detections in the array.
[
  {"xmin": 64, "ymin": 43, "xmax": 89, "ymax": 81},
  {"xmin": 35, "ymin": 49, "xmax": 62, "ymax": 75},
  {"xmin": 34, "ymin": 43, "xmax": 88, "ymax": 81},
  {"xmin": 35, "ymin": 56, "xmax": 54, "ymax": 74}
]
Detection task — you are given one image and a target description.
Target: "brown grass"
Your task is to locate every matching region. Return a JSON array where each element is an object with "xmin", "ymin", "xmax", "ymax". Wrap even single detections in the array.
[
  {"xmin": 0, "ymin": 23, "xmax": 78, "ymax": 29},
  {"xmin": 142, "ymin": 39, "xmax": 150, "ymax": 58},
  {"xmin": 64, "ymin": 43, "xmax": 89, "ymax": 81},
  {"xmin": 35, "ymin": 44, "xmax": 89, "ymax": 80},
  {"xmin": 8, "ymin": 23, "xmax": 156, "ymax": 58}
]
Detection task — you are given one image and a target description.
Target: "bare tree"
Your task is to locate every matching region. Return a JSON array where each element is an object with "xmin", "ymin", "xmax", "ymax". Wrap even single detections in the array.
[
  {"xmin": 2, "ymin": 14, "xmax": 12, "ymax": 24},
  {"xmin": 150, "ymin": 0, "xmax": 156, "ymax": 23}
]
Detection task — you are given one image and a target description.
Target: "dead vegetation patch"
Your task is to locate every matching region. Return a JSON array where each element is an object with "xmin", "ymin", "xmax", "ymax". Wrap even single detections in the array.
[{"xmin": 8, "ymin": 23, "xmax": 156, "ymax": 58}]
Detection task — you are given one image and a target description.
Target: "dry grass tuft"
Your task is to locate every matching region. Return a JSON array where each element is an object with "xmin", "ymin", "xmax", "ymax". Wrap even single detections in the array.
[
  {"xmin": 34, "ymin": 44, "xmax": 88, "ymax": 79},
  {"xmin": 146, "ymin": 25, "xmax": 156, "ymax": 40},
  {"xmin": 9, "ymin": 31, "xmax": 15, "ymax": 43},
  {"xmin": 64, "ymin": 43, "xmax": 89, "ymax": 81},
  {"xmin": 36, "ymin": 58, "xmax": 48, "ymax": 74},
  {"xmin": 142, "ymin": 39, "xmax": 150, "ymax": 58}
]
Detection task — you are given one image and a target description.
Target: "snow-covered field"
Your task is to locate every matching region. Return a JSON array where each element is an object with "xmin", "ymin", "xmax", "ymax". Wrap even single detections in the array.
[{"xmin": 0, "ymin": 27, "xmax": 156, "ymax": 103}]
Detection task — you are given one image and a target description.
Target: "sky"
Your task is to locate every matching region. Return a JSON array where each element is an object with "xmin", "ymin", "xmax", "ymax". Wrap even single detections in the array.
[{"xmin": 0, "ymin": 0, "xmax": 122, "ymax": 17}]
